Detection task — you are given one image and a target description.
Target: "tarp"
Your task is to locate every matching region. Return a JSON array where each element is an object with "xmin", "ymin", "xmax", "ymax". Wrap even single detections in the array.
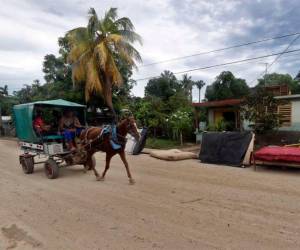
[
  {"xmin": 254, "ymin": 146, "xmax": 300, "ymax": 163},
  {"xmin": 199, "ymin": 131, "xmax": 253, "ymax": 167}
]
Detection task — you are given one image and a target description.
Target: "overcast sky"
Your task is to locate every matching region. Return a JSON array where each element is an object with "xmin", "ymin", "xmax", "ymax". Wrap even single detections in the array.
[{"xmin": 0, "ymin": 0, "xmax": 300, "ymax": 100}]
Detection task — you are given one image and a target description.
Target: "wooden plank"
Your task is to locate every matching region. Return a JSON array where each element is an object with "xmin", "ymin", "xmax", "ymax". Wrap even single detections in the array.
[{"xmin": 243, "ymin": 133, "xmax": 255, "ymax": 166}]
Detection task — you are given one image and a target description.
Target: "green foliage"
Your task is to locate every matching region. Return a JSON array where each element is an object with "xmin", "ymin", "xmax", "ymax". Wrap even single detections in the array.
[
  {"xmin": 134, "ymin": 71, "xmax": 197, "ymax": 139},
  {"xmin": 205, "ymin": 71, "xmax": 249, "ymax": 101},
  {"xmin": 241, "ymin": 87, "xmax": 280, "ymax": 134},
  {"xmin": 168, "ymin": 109, "xmax": 193, "ymax": 144},
  {"xmin": 257, "ymin": 73, "xmax": 300, "ymax": 94},
  {"xmin": 134, "ymin": 97, "xmax": 167, "ymax": 137},
  {"xmin": 295, "ymin": 71, "xmax": 300, "ymax": 82},
  {"xmin": 206, "ymin": 119, "xmax": 227, "ymax": 131},
  {"xmin": 0, "ymin": 85, "xmax": 18, "ymax": 115},
  {"xmin": 145, "ymin": 71, "xmax": 181, "ymax": 101},
  {"xmin": 66, "ymin": 7, "xmax": 142, "ymax": 115},
  {"xmin": 145, "ymin": 138, "xmax": 181, "ymax": 149}
]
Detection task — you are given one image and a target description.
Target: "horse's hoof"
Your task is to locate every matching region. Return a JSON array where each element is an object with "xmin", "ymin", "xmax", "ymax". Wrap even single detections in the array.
[
  {"xmin": 97, "ymin": 176, "xmax": 105, "ymax": 181},
  {"xmin": 129, "ymin": 178, "xmax": 136, "ymax": 185}
]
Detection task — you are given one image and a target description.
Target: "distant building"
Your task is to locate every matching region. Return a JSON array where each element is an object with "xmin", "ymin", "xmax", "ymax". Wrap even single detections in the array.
[
  {"xmin": 193, "ymin": 84, "xmax": 300, "ymax": 132},
  {"xmin": 193, "ymin": 99, "xmax": 243, "ymax": 131}
]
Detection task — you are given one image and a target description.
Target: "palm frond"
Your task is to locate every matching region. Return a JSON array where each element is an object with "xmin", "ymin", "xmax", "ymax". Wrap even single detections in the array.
[
  {"xmin": 88, "ymin": 7, "xmax": 99, "ymax": 37},
  {"xmin": 85, "ymin": 56, "xmax": 103, "ymax": 100},
  {"xmin": 66, "ymin": 27, "xmax": 89, "ymax": 45},
  {"xmin": 119, "ymin": 41, "xmax": 142, "ymax": 63},
  {"xmin": 71, "ymin": 50, "xmax": 92, "ymax": 85},
  {"xmin": 118, "ymin": 30, "xmax": 142, "ymax": 45},
  {"xmin": 94, "ymin": 42, "xmax": 109, "ymax": 69},
  {"xmin": 68, "ymin": 42, "xmax": 91, "ymax": 63},
  {"xmin": 106, "ymin": 53, "xmax": 123, "ymax": 86},
  {"xmin": 104, "ymin": 8, "xmax": 118, "ymax": 21},
  {"xmin": 115, "ymin": 17, "xmax": 134, "ymax": 31}
]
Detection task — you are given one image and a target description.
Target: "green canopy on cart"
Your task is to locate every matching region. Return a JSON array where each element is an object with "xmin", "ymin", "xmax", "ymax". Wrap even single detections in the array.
[{"xmin": 13, "ymin": 99, "xmax": 86, "ymax": 143}]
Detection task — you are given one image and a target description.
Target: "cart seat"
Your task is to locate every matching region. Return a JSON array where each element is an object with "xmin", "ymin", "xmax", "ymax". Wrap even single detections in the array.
[{"xmin": 42, "ymin": 135, "xmax": 64, "ymax": 140}]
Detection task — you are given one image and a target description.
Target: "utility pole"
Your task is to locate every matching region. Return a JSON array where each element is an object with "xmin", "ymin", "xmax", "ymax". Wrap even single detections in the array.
[{"xmin": 264, "ymin": 63, "xmax": 268, "ymax": 86}]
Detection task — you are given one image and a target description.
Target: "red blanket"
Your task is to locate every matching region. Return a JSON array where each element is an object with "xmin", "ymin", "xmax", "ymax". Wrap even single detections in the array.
[{"xmin": 254, "ymin": 146, "xmax": 300, "ymax": 163}]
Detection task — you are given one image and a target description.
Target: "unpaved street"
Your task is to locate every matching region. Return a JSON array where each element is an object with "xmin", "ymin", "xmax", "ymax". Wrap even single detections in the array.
[{"xmin": 1, "ymin": 139, "xmax": 300, "ymax": 250}]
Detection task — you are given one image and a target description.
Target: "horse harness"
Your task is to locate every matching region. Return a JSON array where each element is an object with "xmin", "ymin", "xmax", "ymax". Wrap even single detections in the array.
[{"xmin": 81, "ymin": 125, "xmax": 127, "ymax": 151}]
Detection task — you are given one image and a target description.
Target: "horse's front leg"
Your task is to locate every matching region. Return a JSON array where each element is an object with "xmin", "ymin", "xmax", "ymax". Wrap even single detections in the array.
[
  {"xmin": 119, "ymin": 150, "xmax": 135, "ymax": 185},
  {"xmin": 97, "ymin": 153, "xmax": 112, "ymax": 181}
]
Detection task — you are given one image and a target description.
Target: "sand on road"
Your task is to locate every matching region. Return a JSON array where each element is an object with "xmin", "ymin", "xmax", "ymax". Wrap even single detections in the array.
[{"xmin": 0, "ymin": 139, "xmax": 300, "ymax": 250}]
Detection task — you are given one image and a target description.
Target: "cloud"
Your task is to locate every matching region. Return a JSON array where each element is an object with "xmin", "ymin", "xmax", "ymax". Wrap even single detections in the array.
[{"xmin": 0, "ymin": 0, "xmax": 299, "ymax": 99}]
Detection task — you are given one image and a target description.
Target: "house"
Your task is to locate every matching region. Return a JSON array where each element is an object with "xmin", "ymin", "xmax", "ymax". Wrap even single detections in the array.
[
  {"xmin": 193, "ymin": 99, "xmax": 243, "ymax": 131},
  {"xmin": 192, "ymin": 85, "xmax": 300, "ymax": 132}
]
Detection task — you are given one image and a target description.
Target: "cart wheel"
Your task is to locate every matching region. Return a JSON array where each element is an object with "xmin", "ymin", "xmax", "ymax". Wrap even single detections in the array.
[
  {"xmin": 44, "ymin": 159, "xmax": 59, "ymax": 179},
  {"xmin": 84, "ymin": 155, "xmax": 96, "ymax": 171},
  {"xmin": 20, "ymin": 156, "xmax": 34, "ymax": 174}
]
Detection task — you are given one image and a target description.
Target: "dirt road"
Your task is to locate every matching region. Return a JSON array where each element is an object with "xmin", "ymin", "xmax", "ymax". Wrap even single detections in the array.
[{"xmin": 1, "ymin": 139, "xmax": 300, "ymax": 250}]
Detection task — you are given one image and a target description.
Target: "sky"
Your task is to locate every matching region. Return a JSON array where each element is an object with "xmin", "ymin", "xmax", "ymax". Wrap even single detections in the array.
[{"xmin": 0, "ymin": 0, "xmax": 300, "ymax": 101}]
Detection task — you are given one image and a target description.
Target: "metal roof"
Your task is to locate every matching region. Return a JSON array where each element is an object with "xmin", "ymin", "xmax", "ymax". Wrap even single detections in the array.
[
  {"xmin": 14, "ymin": 99, "xmax": 86, "ymax": 109},
  {"xmin": 274, "ymin": 94, "xmax": 300, "ymax": 100},
  {"xmin": 192, "ymin": 99, "xmax": 243, "ymax": 107}
]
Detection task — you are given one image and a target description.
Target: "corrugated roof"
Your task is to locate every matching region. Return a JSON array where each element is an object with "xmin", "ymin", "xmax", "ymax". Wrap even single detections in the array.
[{"xmin": 192, "ymin": 98, "xmax": 243, "ymax": 107}]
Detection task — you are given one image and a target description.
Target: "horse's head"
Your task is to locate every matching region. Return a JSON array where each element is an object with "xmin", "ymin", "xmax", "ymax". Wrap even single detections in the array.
[{"xmin": 119, "ymin": 116, "xmax": 141, "ymax": 141}]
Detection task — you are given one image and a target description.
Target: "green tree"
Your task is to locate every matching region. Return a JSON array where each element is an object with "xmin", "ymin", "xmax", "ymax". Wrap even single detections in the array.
[
  {"xmin": 257, "ymin": 73, "xmax": 300, "ymax": 94},
  {"xmin": 295, "ymin": 71, "xmax": 300, "ymax": 82},
  {"xmin": 168, "ymin": 109, "xmax": 193, "ymax": 145},
  {"xmin": 205, "ymin": 71, "xmax": 249, "ymax": 101},
  {"xmin": 66, "ymin": 7, "xmax": 142, "ymax": 117},
  {"xmin": 0, "ymin": 85, "xmax": 8, "ymax": 97},
  {"xmin": 145, "ymin": 71, "xmax": 181, "ymax": 101},
  {"xmin": 241, "ymin": 87, "xmax": 281, "ymax": 134},
  {"xmin": 134, "ymin": 97, "xmax": 166, "ymax": 138},
  {"xmin": 181, "ymin": 74, "xmax": 193, "ymax": 101},
  {"xmin": 43, "ymin": 54, "xmax": 66, "ymax": 84}
]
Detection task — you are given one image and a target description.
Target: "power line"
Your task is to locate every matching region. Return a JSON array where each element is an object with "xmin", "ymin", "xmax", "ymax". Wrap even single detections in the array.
[
  {"xmin": 249, "ymin": 34, "xmax": 300, "ymax": 85},
  {"xmin": 135, "ymin": 48, "xmax": 300, "ymax": 82},
  {"xmin": 140, "ymin": 31, "xmax": 300, "ymax": 67},
  {"xmin": 268, "ymin": 34, "xmax": 300, "ymax": 69}
]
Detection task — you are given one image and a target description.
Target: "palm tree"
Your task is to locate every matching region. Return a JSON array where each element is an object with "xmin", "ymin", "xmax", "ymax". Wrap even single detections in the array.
[
  {"xmin": 0, "ymin": 85, "xmax": 8, "ymax": 97},
  {"xmin": 66, "ymin": 7, "xmax": 142, "ymax": 118},
  {"xmin": 181, "ymin": 74, "xmax": 193, "ymax": 101},
  {"xmin": 194, "ymin": 80, "xmax": 205, "ymax": 103}
]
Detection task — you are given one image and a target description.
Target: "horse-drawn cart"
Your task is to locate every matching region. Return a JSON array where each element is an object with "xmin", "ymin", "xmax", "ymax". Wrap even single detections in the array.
[{"xmin": 13, "ymin": 99, "xmax": 95, "ymax": 179}]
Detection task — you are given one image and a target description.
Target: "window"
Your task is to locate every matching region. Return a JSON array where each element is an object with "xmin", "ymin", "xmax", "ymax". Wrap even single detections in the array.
[{"xmin": 278, "ymin": 103, "xmax": 292, "ymax": 127}]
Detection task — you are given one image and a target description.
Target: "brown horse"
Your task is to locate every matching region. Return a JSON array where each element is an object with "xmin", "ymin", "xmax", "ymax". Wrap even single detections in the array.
[{"xmin": 80, "ymin": 117, "xmax": 140, "ymax": 184}]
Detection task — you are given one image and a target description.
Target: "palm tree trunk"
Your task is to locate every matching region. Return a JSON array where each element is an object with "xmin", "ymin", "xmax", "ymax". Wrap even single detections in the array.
[
  {"xmin": 180, "ymin": 131, "xmax": 183, "ymax": 146},
  {"xmin": 198, "ymin": 88, "xmax": 201, "ymax": 103},
  {"xmin": 104, "ymin": 76, "xmax": 117, "ymax": 123}
]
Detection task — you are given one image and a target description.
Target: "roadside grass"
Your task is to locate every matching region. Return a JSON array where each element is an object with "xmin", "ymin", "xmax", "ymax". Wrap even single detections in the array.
[{"xmin": 145, "ymin": 137, "xmax": 181, "ymax": 149}]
